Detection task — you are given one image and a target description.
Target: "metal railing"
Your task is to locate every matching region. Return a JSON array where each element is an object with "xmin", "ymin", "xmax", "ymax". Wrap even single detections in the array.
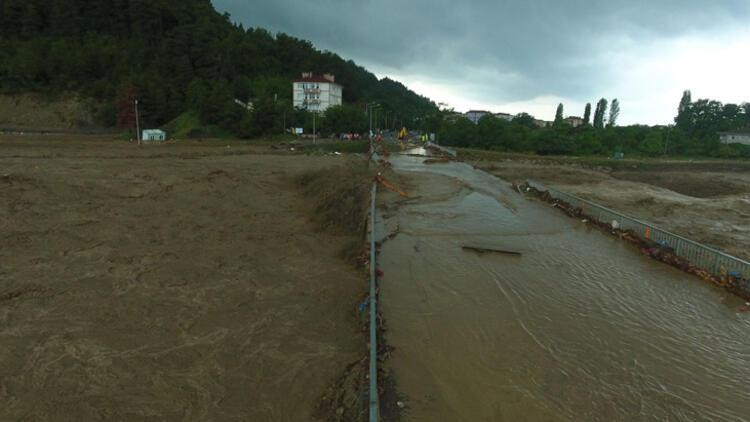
[
  {"xmin": 369, "ymin": 183, "xmax": 379, "ymax": 421},
  {"xmin": 528, "ymin": 180, "xmax": 750, "ymax": 280}
]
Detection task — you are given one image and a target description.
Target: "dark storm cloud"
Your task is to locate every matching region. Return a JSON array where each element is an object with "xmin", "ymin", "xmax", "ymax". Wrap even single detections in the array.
[{"xmin": 213, "ymin": 0, "xmax": 750, "ymax": 105}]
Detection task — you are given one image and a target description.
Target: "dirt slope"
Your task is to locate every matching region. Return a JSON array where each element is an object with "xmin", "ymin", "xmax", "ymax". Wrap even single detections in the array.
[{"xmin": 0, "ymin": 93, "xmax": 99, "ymax": 130}]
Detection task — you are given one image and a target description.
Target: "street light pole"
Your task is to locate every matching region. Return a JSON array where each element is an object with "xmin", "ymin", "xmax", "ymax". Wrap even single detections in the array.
[{"xmin": 313, "ymin": 110, "xmax": 317, "ymax": 145}]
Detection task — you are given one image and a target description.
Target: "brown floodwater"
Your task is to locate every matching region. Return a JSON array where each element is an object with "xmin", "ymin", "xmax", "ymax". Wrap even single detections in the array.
[{"xmin": 378, "ymin": 150, "xmax": 750, "ymax": 421}]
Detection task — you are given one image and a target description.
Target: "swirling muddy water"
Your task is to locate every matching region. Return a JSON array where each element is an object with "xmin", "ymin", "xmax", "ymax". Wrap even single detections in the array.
[{"xmin": 378, "ymin": 150, "xmax": 750, "ymax": 421}]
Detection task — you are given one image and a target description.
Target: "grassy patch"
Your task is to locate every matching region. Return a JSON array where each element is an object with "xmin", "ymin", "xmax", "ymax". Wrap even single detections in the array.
[
  {"xmin": 163, "ymin": 111, "xmax": 233, "ymax": 139},
  {"xmin": 298, "ymin": 162, "xmax": 374, "ymax": 234}
]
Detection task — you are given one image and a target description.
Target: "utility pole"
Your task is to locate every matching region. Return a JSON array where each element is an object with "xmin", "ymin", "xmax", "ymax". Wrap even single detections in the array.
[
  {"xmin": 313, "ymin": 110, "xmax": 317, "ymax": 145},
  {"xmin": 134, "ymin": 99, "xmax": 141, "ymax": 146},
  {"xmin": 366, "ymin": 102, "xmax": 379, "ymax": 155}
]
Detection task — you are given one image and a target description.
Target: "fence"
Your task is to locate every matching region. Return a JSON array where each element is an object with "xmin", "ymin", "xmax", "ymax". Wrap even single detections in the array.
[
  {"xmin": 368, "ymin": 183, "xmax": 379, "ymax": 421},
  {"xmin": 527, "ymin": 180, "xmax": 750, "ymax": 281}
]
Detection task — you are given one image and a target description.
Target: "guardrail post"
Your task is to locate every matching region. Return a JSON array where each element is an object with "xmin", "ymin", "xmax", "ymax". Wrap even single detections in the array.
[{"xmin": 369, "ymin": 183, "xmax": 379, "ymax": 421}]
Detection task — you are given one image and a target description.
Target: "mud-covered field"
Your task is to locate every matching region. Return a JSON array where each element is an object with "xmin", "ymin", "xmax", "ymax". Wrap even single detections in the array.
[
  {"xmin": 475, "ymin": 159, "xmax": 750, "ymax": 261},
  {"xmin": 1, "ymin": 135, "xmax": 368, "ymax": 420}
]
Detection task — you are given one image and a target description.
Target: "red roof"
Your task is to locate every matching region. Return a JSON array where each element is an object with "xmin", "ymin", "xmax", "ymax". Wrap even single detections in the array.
[{"xmin": 293, "ymin": 75, "xmax": 340, "ymax": 84}]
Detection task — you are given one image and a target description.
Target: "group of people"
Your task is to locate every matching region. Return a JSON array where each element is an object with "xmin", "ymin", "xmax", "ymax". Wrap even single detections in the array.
[{"xmin": 339, "ymin": 133, "xmax": 362, "ymax": 140}]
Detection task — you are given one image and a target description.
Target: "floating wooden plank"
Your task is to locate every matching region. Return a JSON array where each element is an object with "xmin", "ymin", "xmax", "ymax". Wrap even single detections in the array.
[
  {"xmin": 462, "ymin": 245, "xmax": 522, "ymax": 256},
  {"xmin": 375, "ymin": 174, "xmax": 409, "ymax": 198}
]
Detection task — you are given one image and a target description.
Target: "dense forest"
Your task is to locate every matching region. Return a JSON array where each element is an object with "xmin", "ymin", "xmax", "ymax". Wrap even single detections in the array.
[
  {"xmin": 0, "ymin": 0, "xmax": 437, "ymax": 137},
  {"xmin": 432, "ymin": 92, "xmax": 750, "ymax": 158}
]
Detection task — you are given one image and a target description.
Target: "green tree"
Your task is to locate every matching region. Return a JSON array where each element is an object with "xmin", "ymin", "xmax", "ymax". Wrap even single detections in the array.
[
  {"xmin": 593, "ymin": 98, "xmax": 608, "ymax": 129},
  {"xmin": 554, "ymin": 103, "xmax": 564, "ymax": 125},
  {"xmin": 21, "ymin": 3, "xmax": 44, "ymax": 39},
  {"xmin": 322, "ymin": 104, "xmax": 368, "ymax": 135},
  {"xmin": 608, "ymin": 98, "xmax": 620, "ymax": 127},
  {"xmin": 583, "ymin": 103, "xmax": 592, "ymax": 126},
  {"xmin": 639, "ymin": 130, "xmax": 663, "ymax": 155},
  {"xmin": 513, "ymin": 113, "xmax": 537, "ymax": 129},
  {"xmin": 675, "ymin": 89, "xmax": 693, "ymax": 129}
]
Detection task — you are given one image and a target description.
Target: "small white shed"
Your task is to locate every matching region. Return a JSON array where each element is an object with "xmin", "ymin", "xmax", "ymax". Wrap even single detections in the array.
[
  {"xmin": 142, "ymin": 129, "xmax": 166, "ymax": 142},
  {"xmin": 719, "ymin": 131, "xmax": 750, "ymax": 146}
]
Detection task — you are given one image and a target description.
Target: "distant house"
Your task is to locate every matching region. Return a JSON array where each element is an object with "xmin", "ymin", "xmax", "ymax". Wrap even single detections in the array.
[
  {"xmin": 142, "ymin": 129, "xmax": 166, "ymax": 141},
  {"xmin": 465, "ymin": 110, "xmax": 492, "ymax": 124},
  {"xmin": 494, "ymin": 112, "xmax": 514, "ymax": 122},
  {"xmin": 292, "ymin": 73, "xmax": 343, "ymax": 112},
  {"xmin": 719, "ymin": 131, "xmax": 750, "ymax": 146},
  {"xmin": 563, "ymin": 116, "xmax": 584, "ymax": 127},
  {"xmin": 533, "ymin": 119, "xmax": 552, "ymax": 128}
]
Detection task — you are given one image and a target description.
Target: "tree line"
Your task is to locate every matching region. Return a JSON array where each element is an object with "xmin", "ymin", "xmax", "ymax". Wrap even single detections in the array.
[
  {"xmin": 429, "ymin": 93, "xmax": 750, "ymax": 158},
  {"xmin": 0, "ymin": 0, "xmax": 437, "ymax": 137}
]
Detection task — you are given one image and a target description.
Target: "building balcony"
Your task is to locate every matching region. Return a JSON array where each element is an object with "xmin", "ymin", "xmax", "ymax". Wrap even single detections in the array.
[{"xmin": 303, "ymin": 88, "xmax": 321, "ymax": 94}]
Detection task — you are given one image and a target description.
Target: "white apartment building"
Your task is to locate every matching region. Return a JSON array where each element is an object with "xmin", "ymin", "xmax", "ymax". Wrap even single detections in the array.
[
  {"xmin": 465, "ymin": 110, "xmax": 492, "ymax": 124},
  {"xmin": 292, "ymin": 73, "xmax": 343, "ymax": 112}
]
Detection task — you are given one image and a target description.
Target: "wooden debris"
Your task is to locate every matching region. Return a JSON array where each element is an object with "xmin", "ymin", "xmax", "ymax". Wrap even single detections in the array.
[
  {"xmin": 375, "ymin": 174, "xmax": 408, "ymax": 198},
  {"xmin": 462, "ymin": 245, "xmax": 522, "ymax": 256}
]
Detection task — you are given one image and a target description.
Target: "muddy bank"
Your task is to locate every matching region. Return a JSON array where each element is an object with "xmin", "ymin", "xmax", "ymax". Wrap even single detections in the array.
[
  {"xmin": 0, "ymin": 138, "xmax": 369, "ymax": 420},
  {"xmin": 476, "ymin": 160, "xmax": 750, "ymax": 261}
]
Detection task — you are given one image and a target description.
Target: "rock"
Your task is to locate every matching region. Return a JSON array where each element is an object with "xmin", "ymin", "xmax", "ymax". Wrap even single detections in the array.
[{"xmin": 397, "ymin": 401, "xmax": 405, "ymax": 409}]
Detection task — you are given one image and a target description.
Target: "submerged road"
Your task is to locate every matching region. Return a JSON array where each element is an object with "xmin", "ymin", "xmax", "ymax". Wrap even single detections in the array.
[{"xmin": 378, "ymin": 150, "xmax": 750, "ymax": 421}]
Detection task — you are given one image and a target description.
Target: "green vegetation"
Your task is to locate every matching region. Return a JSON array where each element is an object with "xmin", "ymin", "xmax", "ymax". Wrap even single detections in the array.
[
  {"xmin": 583, "ymin": 103, "xmax": 592, "ymax": 126},
  {"xmin": 0, "ymin": 0, "xmax": 436, "ymax": 137},
  {"xmin": 431, "ymin": 93, "xmax": 750, "ymax": 159},
  {"xmin": 554, "ymin": 103, "xmax": 564, "ymax": 125}
]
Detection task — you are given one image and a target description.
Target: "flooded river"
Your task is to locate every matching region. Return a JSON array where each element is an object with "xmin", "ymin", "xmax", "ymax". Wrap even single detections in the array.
[{"xmin": 378, "ymin": 150, "xmax": 750, "ymax": 421}]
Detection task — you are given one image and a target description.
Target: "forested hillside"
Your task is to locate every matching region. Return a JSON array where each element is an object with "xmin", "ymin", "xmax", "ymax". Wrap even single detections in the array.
[{"xmin": 0, "ymin": 0, "xmax": 437, "ymax": 136}]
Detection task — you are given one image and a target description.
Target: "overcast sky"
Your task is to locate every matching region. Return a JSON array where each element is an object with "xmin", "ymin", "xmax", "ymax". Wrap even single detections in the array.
[{"xmin": 213, "ymin": 0, "xmax": 750, "ymax": 125}]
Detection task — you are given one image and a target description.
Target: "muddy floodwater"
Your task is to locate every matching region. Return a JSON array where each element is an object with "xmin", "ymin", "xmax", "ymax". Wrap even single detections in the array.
[{"xmin": 378, "ymin": 150, "xmax": 750, "ymax": 421}]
